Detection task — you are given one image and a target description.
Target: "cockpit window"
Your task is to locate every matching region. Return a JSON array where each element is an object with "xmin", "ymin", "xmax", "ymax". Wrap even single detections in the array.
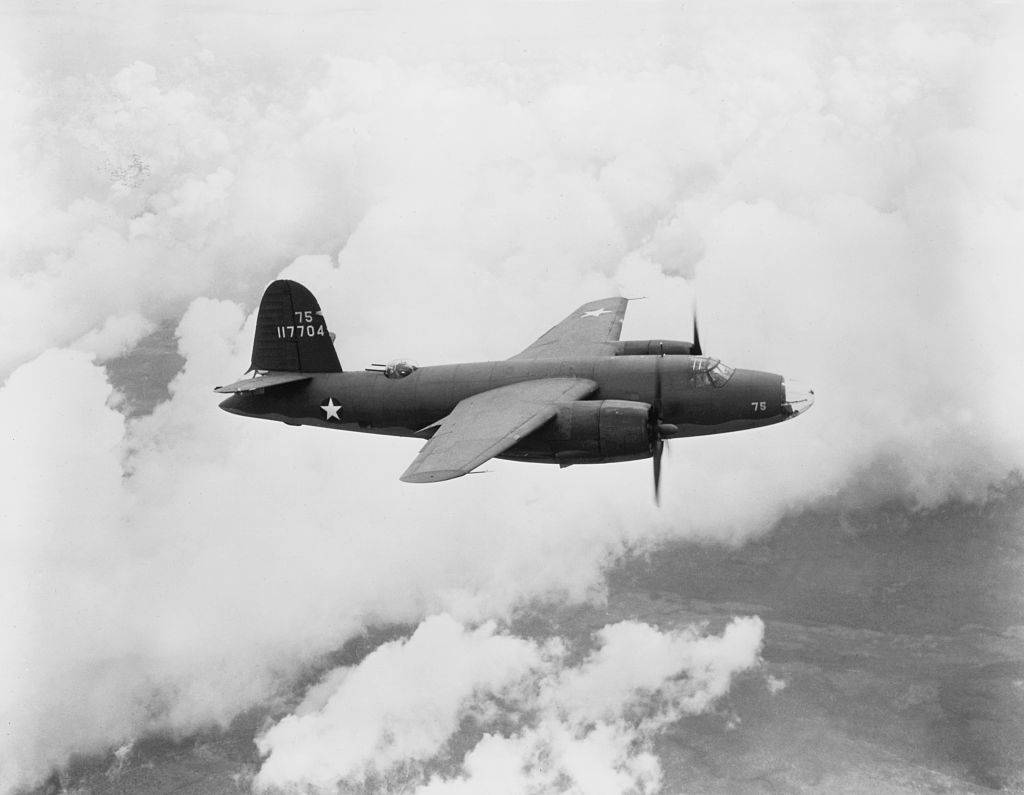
[
  {"xmin": 691, "ymin": 357, "xmax": 734, "ymax": 388},
  {"xmin": 709, "ymin": 361, "xmax": 734, "ymax": 387},
  {"xmin": 384, "ymin": 359, "xmax": 418, "ymax": 379}
]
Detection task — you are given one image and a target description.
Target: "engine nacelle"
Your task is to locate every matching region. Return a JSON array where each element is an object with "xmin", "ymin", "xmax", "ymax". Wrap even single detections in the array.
[
  {"xmin": 615, "ymin": 339, "xmax": 697, "ymax": 356},
  {"xmin": 549, "ymin": 399, "xmax": 653, "ymax": 461}
]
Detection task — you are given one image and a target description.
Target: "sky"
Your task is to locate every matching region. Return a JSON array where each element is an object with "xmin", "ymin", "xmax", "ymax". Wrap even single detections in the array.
[{"xmin": 1, "ymin": 1, "xmax": 1022, "ymax": 792}]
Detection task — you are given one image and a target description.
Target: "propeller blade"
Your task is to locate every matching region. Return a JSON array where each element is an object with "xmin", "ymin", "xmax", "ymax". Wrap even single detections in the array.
[
  {"xmin": 691, "ymin": 304, "xmax": 702, "ymax": 356},
  {"xmin": 653, "ymin": 436, "xmax": 663, "ymax": 504},
  {"xmin": 649, "ymin": 355, "xmax": 669, "ymax": 504}
]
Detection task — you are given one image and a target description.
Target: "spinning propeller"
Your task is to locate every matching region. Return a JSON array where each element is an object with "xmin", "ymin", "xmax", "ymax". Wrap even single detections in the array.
[{"xmin": 647, "ymin": 301, "xmax": 700, "ymax": 503}]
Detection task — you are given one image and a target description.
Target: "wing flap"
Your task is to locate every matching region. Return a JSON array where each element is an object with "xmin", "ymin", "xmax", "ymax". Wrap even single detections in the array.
[
  {"xmin": 510, "ymin": 297, "xmax": 628, "ymax": 360},
  {"xmin": 400, "ymin": 378, "xmax": 598, "ymax": 483}
]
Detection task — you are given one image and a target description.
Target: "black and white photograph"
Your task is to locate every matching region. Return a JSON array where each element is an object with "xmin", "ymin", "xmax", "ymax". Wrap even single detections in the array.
[{"xmin": 2, "ymin": 1, "xmax": 1022, "ymax": 792}]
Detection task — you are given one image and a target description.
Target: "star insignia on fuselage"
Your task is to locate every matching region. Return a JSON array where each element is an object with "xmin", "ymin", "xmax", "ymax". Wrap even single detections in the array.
[
  {"xmin": 580, "ymin": 308, "xmax": 612, "ymax": 318},
  {"xmin": 321, "ymin": 398, "xmax": 342, "ymax": 421}
]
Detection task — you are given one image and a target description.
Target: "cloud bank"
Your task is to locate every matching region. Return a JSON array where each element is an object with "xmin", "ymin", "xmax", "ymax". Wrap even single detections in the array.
[
  {"xmin": 0, "ymin": 298, "xmax": 669, "ymax": 792},
  {"xmin": 1, "ymin": 1, "xmax": 1022, "ymax": 791},
  {"xmin": 254, "ymin": 613, "xmax": 764, "ymax": 793}
]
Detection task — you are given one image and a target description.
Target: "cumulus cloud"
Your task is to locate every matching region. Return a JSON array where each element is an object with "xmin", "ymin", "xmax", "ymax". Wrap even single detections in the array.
[
  {"xmin": 255, "ymin": 614, "xmax": 764, "ymax": 793},
  {"xmin": 72, "ymin": 311, "xmax": 155, "ymax": 361},
  {"xmin": 1, "ymin": 1, "xmax": 1022, "ymax": 791},
  {"xmin": 0, "ymin": 298, "xmax": 660, "ymax": 792}
]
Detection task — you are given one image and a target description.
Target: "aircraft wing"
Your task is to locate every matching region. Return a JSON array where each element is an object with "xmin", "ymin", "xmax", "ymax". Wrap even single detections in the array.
[
  {"xmin": 400, "ymin": 377, "xmax": 598, "ymax": 483},
  {"xmin": 510, "ymin": 297, "xmax": 628, "ymax": 360}
]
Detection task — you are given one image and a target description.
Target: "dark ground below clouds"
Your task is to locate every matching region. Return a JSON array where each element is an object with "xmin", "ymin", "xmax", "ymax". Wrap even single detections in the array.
[
  {"xmin": 606, "ymin": 480, "xmax": 1024, "ymax": 793},
  {"xmin": 31, "ymin": 337, "xmax": 1024, "ymax": 793},
  {"xmin": 35, "ymin": 480, "xmax": 1024, "ymax": 794},
  {"xmin": 102, "ymin": 322, "xmax": 185, "ymax": 418}
]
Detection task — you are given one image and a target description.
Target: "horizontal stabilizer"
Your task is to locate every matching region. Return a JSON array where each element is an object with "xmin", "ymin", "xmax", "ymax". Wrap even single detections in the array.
[{"xmin": 214, "ymin": 373, "xmax": 312, "ymax": 393}]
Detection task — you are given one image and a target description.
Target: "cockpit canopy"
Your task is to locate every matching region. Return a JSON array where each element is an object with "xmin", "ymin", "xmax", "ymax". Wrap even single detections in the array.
[
  {"xmin": 384, "ymin": 359, "xmax": 419, "ymax": 379},
  {"xmin": 691, "ymin": 356, "xmax": 735, "ymax": 388}
]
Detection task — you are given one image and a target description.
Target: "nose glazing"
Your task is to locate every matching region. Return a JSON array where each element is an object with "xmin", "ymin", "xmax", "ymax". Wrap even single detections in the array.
[{"xmin": 782, "ymin": 379, "xmax": 815, "ymax": 418}]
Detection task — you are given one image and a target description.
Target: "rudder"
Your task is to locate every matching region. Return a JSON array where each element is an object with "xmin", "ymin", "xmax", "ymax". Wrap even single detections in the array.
[{"xmin": 250, "ymin": 280, "xmax": 342, "ymax": 373}]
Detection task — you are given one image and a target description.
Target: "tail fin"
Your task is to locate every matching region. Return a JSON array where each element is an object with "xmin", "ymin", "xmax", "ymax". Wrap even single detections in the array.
[{"xmin": 250, "ymin": 280, "xmax": 342, "ymax": 373}]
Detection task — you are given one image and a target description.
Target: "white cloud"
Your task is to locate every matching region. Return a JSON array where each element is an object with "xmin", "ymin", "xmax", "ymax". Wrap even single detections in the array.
[
  {"xmin": 72, "ymin": 311, "xmax": 155, "ymax": 361},
  {"xmin": 255, "ymin": 615, "xmax": 544, "ymax": 790},
  {"xmin": 255, "ymin": 614, "xmax": 764, "ymax": 793},
  {"xmin": 766, "ymin": 675, "xmax": 787, "ymax": 695},
  {"xmin": 0, "ymin": 299, "xmax": 657, "ymax": 791},
  {"xmin": 0, "ymin": 350, "xmax": 131, "ymax": 791},
  {"xmin": 1, "ymin": 2, "xmax": 1022, "ymax": 791},
  {"xmin": 552, "ymin": 617, "xmax": 764, "ymax": 725}
]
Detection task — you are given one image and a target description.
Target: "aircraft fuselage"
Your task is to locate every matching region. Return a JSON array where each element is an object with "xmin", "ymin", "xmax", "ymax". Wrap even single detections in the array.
[{"xmin": 220, "ymin": 355, "xmax": 789, "ymax": 464}]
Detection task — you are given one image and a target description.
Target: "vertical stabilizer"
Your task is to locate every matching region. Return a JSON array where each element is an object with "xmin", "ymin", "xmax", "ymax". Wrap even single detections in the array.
[{"xmin": 250, "ymin": 280, "xmax": 342, "ymax": 373}]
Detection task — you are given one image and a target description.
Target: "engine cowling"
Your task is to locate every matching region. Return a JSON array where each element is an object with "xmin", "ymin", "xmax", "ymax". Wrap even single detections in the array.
[
  {"xmin": 615, "ymin": 339, "xmax": 697, "ymax": 356},
  {"xmin": 549, "ymin": 399, "xmax": 653, "ymax": 462}
]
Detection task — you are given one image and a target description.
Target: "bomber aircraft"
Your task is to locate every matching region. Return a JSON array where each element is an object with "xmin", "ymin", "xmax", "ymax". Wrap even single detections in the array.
[{"xmin": 217, "ymin": 280, "xmax": 814, "ymax": 500}]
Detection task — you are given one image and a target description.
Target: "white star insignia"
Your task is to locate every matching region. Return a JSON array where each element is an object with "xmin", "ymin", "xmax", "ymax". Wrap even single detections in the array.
[
  {"xmin": 321, "ymin": 398, "xmax": 342, "ymax": 421},
  {"xmin": 581, "ymin": 308, "xmax": 612, "ymax": 318}
]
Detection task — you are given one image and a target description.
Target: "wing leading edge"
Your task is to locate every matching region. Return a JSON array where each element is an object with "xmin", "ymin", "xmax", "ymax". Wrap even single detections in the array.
[
  {"xmin": 400, "ymin": 378, "xmax": 598, "ymax": 483},
  {"xmin": 510, "ymin": 297, "xmax": 628, "ymax": 360}
]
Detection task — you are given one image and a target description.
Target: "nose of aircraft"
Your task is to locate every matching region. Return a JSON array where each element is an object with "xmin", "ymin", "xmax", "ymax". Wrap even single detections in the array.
[{"xmin": 782, "ymin": 378, "xmax": 815, "ymax": 418}]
